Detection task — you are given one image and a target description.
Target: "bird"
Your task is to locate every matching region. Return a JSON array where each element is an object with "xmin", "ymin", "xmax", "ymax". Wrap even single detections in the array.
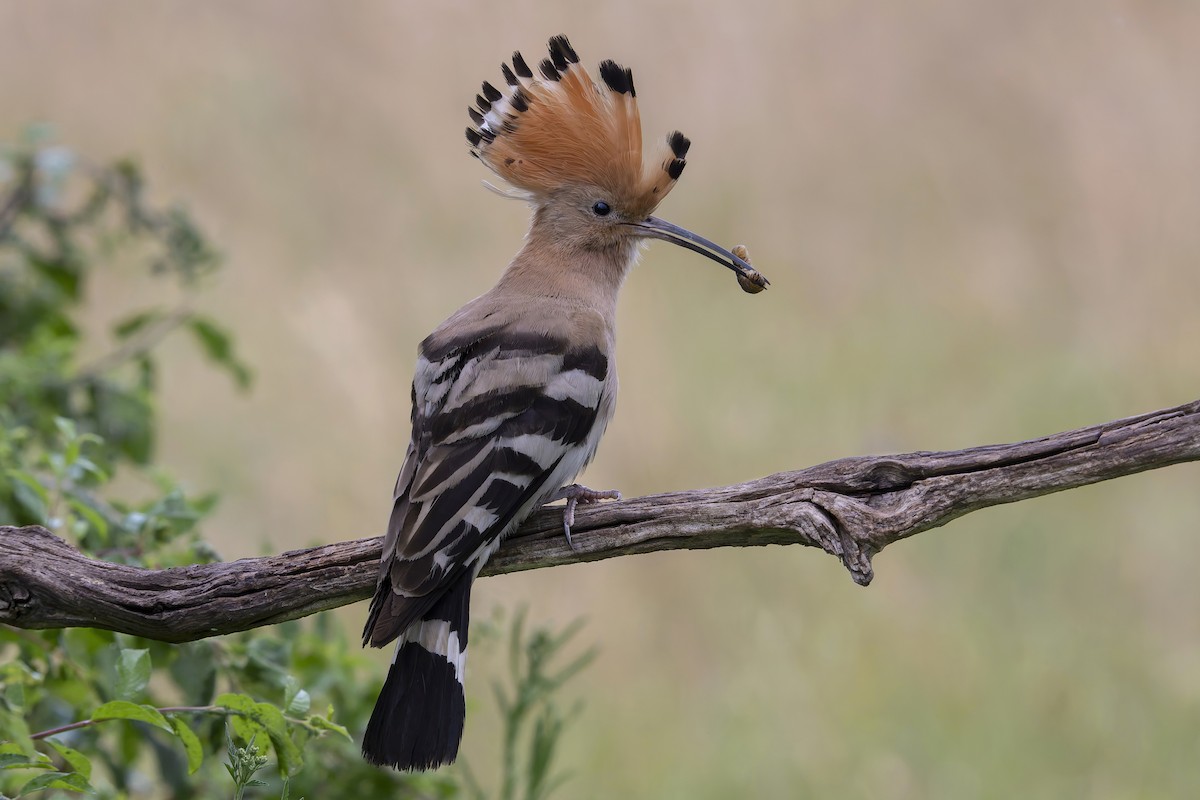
[{"xmin": 361, "ymin": 33, "xmax": 768, "ymax": 772}]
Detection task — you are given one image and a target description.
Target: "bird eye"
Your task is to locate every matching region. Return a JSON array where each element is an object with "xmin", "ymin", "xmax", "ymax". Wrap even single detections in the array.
[{"xmin": 591, "ymin": 201, "xmax": 611, "ymax": 217}]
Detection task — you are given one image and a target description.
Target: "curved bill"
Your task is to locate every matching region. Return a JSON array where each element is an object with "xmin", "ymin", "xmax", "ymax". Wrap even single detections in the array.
[{"xmin": 630, "ymin": 216, "xmax": 770, "ymax": 289}]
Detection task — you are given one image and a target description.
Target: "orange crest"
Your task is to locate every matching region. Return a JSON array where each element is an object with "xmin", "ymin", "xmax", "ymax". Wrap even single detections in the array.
[{"xmin": 466, "ymin": 35, "xmax": 690, "ymax": 219}]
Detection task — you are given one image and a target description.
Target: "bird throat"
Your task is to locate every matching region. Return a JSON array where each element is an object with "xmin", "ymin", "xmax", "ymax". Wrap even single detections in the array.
[{"xmin": 497, "ymin": 229, "xmax": 636, "ymax": 315}]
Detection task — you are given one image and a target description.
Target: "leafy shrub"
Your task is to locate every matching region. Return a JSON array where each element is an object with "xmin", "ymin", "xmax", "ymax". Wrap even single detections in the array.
[{"xmin": 0, "ymin": 129, "xmax": 590, "ymax": 799}]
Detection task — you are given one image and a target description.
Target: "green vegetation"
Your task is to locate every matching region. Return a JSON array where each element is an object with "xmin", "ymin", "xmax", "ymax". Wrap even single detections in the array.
[
  {"xmin": 4, "ymin": 7, "xmax": 1200, "ymax": 795},
  {"xmin": 0, "ymin": 131, "xmax": 590, "ymax": 799}
]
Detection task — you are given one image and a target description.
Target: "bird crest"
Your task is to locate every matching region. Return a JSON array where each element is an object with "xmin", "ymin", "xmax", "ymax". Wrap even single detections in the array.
[{"xmin": 466, "ymin": 35, "xmax": 690, "ymax": 219}]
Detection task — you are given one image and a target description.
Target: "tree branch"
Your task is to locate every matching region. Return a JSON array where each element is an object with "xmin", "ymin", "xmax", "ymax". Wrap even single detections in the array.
[{"xmin": 2, "ymin": 399, "xmax": 1198, "ymax": 643}]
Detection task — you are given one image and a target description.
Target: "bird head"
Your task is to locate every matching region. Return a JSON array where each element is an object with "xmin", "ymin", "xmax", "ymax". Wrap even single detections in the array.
[{"xmin": 467, "ymin": 35, "xmax": 767, "ymax": 290}]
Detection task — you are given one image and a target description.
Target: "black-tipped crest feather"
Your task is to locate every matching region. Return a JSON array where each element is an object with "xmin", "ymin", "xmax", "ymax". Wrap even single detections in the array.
[
  {"xmin": 512, "ymin": 51, "xmax": 533, "ymax": 79},
  {"xmin": 598, "ymin": 60, "xmax": 633, "ymax": 95},
  {"xmin": 668, "ymin": 131, "xmax": 691, "ymax": 158},
  {"xmin": 548, "ymin": 35, "xmax": 579, "ymax": 64},
  {"xmin": 549, "ymin": 44, "xmax": 568, "ymax": 71},
  {"xmin": 510, "ymin": 88, "xmax": 530, "ymax": 113}
]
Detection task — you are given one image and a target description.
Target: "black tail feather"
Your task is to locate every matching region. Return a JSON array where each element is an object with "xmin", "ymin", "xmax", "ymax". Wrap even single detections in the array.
[{"xmin": 362, "ymin": 576, "xmax": 473, "ymax": 770}]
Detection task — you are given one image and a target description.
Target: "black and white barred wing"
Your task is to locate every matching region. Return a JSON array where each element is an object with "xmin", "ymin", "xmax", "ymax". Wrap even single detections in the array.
[{"xmin": 363, "ymin": 330, "xmax": 608, "ymax": 647}]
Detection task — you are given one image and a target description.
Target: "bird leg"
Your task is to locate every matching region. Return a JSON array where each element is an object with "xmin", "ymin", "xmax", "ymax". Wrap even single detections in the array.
[{"xmin": 542, "ymin": 484, "xmax": 621, "ymax": 552}]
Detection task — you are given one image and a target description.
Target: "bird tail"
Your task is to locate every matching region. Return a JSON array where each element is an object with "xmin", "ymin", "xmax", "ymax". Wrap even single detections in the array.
[{"xmin": 362, "ymin": 575, "xmax": 473, "ymax": 770}]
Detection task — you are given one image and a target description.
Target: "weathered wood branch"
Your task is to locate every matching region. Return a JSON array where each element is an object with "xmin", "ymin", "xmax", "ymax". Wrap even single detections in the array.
[{"xmin": 2, "ymin": 399, "xmax": 1198, "ymax": 643}]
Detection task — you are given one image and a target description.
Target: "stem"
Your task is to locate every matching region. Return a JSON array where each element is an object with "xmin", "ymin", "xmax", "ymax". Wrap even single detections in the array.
[
  {"xmin": 30, "ymin": 705, "xmax": 222, "ymax": 740},
  {"xmin": 72, "ymin": 302, "xmax": 195, "ymax": 383},
  {"xmin": 0, "ymin": 162, "xmax": 33, "ymax": 239}
]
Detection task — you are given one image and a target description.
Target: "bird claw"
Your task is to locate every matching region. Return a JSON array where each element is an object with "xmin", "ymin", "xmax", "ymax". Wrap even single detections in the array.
[{"xmin": 547, "ymin": 484, "xmax": 621, "ymax": 552}]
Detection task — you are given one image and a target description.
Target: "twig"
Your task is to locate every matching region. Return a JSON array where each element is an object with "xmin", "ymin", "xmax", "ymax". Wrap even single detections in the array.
[
  {"xmin": 72, "ymin": 303, "xmax": 195, "ymax": 382},
  {"xmin": 30, "ymin": 706, "xmax": 220, "ymax": 741},
  {"xmin": 1, "ymin": 398, "xmax": 1198, "ymax": 643},
  {"xmin": 30, "ymin": 704, "xmax": 311, "ymax": 741},
  {"xmin": 0, "ymin": 162, "xmax": 33, "ymax": 239}
]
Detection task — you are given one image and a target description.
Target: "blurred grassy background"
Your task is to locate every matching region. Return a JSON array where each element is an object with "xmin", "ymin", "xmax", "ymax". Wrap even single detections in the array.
[{"xmin": 4, "ymin": 1, "xmax": 1200, "ymax": 797}]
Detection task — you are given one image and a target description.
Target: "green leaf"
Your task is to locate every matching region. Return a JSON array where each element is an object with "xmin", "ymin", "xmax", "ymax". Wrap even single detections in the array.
[
  {"xmin": 0, "ymin": 750, "xmax": 49, "ymax": 770},
  {"xmin": 66, "ymin": 497, "xmax": 108, "ymax": 540},
  {"xmin": 189, "ymin": 314, "xmax": 228, "ymax": 353},
  {"xmin": 91, "ymin": 700, "xmax": 172, "ymax": 733},
  {"xmin": 17, "ymin": 770, "xmax": 92, "ymax": 796},
  {"xmin": 285, "ymin": 688, "xmax": 310, "ymax": 716},
  {"xmin": 59, "ymin": 430, "xmax": 102, "ymax": 478},
  {"xmin": 52, "ymin": 417, "xmax": 77, "ymax": 444},
  {"xmin": 255, "ymin": 702, "xmax": 303, "ymax": 777},
  {"xmin": 216, "ymin": 693, "xmax": 269, "ymax": 750},
  {"xmin": 168, "ymin": 641, "xmax": 217, "ymax": 705},
  {"xmin": 113, "ymin": 308, "xmax": 164, "ymax": 340},
  {"xmin": 169, "ymin": 715, "xmax": 204, "ymax": 775},
  {"xmin": 86, "ymin": 379, "xmax": 155, "ymax": 464},
  {"xmin": 136, "ymin": 353, "xmax": 157, "ymax": 391},
  {"xmin": 527, "ymin": 708, "xmax": 562, "ymax": 800},
  {"xmin": 61, "ymin": 627, "xmax": 113, "ymax": 662},
  {"xmin": 4, "ymin": 679, "xmax": 26, "ymax": 713},
  {"xmin": 282, "ymin": 677, "xmax": 310, "ymax": 716},
  {"xmin": 188, "ymin": 316, "xmax": 252, "ymax": 389},
  {"xmin": 7, "ymin": 470, "xmax": 49, "ymax": 522},
  {"xmin": 114, "ymin": 648, "xmax": 151, "ymax": 700},
  {"xmin": 544, "ymin": 647, "xmax": 597, "ymax": 695},
  {"xmin": 244, "ymin": 637, "xmax": 290, "ymax": 681},
  {"xmin": 70, "ymin": 456, "xmax": 107, "ymax": 483},
  {"xmin": 42, "ymin": 739, "xmax": 91, "ymax": 780},
  {"xmin": 216, "ymin": 693, "xmax": 303, "ymax": 776},
  {"xmin": 214, "ymin": 692, "xmax": 257, "ymax": 715},
  {"xmin": 1, "ymin": 722, "xmax": 36, "ymax": 758},
  {"xmin": 247, "ymin": 701, "xmax": 288, "ymax": 743},
  {"xmin": 304, "ymin": 715, "xmax": 351, "ymax": 741}
]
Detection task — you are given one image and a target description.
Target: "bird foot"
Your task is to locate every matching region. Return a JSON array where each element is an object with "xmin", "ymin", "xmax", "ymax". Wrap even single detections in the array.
[{"xmin": 544, "ymin": 484, "xmax": 621, "ymax": 552}]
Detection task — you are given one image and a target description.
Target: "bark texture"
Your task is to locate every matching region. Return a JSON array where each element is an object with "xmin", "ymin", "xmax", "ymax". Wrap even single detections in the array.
[{"xmin": 2, "ymin": 399, "xmax": 1197, "ymax": 643}]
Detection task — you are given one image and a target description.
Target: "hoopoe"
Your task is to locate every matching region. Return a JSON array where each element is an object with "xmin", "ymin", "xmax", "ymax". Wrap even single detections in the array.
[{"xmin": 361, "ymin": 34, "xmax": 768, "ymax": 771}]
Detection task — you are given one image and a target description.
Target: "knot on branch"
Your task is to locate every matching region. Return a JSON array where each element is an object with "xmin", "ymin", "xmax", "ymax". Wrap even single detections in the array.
[
  {"xmin": 0, "ymin": 580, "xmax": 32, "ymax": 615},
  {"xmin": 772, "ymin": 490, "xmax": 877, "ymax": 585},
  {"xmin": 0, "ymin": 525, "xmax": 76, "ymax": 622}
]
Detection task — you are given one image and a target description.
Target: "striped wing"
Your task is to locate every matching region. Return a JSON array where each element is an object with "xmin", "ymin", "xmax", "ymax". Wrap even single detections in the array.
[{"xmin": 364, "ymin": 327, "xmax": 608, "ymax": 647}]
